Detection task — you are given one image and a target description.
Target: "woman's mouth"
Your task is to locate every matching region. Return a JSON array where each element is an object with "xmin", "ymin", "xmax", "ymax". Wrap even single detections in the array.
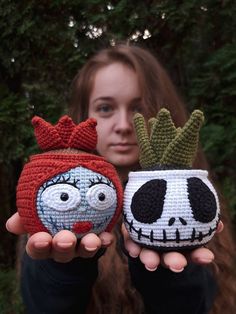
[{"xmin": 110, "ymin": 143, "xmax": 137, "ymax": 152}]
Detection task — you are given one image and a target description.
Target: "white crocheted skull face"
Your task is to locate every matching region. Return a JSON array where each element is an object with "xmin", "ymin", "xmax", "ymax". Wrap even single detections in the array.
[
  {"xmin": 123, "ymin": 169, "xmax": 220, "ymax": 250},
  {"xmin": 36, "ymin": 166, "xmax": 117, "ymax": 237}
]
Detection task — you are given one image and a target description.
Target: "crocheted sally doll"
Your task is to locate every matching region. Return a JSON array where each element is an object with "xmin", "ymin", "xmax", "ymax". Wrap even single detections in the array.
[
  {"xmin": 16, "ymin": 116, "xmax": 123, "ymax": 237},
  {"xmin": 123, "ymin": 109, "xmax": 220, "ymax": 250}
]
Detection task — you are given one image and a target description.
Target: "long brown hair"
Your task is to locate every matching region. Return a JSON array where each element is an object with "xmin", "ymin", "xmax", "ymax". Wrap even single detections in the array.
[{"xmin": 69, "ymin": 43, "xmax": 236, "ymax": 314}]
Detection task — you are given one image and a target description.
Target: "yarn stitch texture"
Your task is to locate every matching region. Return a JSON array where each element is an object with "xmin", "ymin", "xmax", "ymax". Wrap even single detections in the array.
[
  {"xmin": 16, "ymin": 116, "xmax": 123, "ymax": 236},
  {"xmin": 123, "ymin": 109, "xmax": 220, "ymax": 250}
]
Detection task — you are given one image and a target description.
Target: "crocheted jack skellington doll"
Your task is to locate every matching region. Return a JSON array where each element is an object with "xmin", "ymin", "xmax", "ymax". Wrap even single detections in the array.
[
  {"xmin": 123, "ymin": 109, "xmax": 220, "ymax": 250},
  {"xmin": 16, "ymin": 116, "xmax": 123, "ymax": 237}
]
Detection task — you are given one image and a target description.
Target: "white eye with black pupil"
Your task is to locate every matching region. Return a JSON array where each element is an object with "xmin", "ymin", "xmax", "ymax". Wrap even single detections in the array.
[
  {"xmin": 41, "ymin": 184, "xmax": 81, "ymax": 211},
  {"xmin": 86, "ymin": 184, "xmax": 116, "ymax": 210}
]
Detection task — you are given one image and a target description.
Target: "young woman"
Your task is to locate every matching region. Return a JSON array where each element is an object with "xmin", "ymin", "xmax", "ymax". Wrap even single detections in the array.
[{"xmin": 6, "ymin": 44, "xmax": 236, "ymax": 314}]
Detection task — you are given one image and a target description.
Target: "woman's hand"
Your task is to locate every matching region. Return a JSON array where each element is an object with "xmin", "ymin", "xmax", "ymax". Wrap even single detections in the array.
[
  {"xmin": 6, "ymin": 212, "xmax": 114, "ymax": 263},
  {"xmin": 122, "ymin": 221, "xmax": 224, "ymax": 273}
]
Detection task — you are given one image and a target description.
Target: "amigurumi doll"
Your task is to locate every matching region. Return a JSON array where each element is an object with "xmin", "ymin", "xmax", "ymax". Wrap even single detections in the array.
[
  {"xmin": 16, "ymin": 115, "xmax": 123, "ymax": 237},
  {"xmin": 123, "ymin": 109, "xmax": 220, "ymax": 251}
]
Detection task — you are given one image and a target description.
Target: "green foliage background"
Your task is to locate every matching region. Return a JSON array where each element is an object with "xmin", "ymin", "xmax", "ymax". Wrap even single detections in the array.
[{"xmin": 0, "ymin": 1, "xmax": 235, "ymax": 312}]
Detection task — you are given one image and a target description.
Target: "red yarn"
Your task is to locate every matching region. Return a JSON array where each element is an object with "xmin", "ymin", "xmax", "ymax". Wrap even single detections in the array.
[
  {"xmin": 32, "ymin": 115, "xmax": 97, "ymax": 151},
  {"xmin": 16, "ymin": 152, "xmax": 123, "ymax": 235},
  {"xmin": 72, "ymin": 221, "xmax": 93, "ymax": 234},
  {"xmin": 17, "ymin": 116, "xmax": 122, "ymax": 235}
]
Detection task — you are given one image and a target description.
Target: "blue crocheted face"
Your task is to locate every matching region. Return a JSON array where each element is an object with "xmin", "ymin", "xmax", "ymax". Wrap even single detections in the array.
[
  {"xmin": 36, "ymin": 166, "xmax": 117, "ymax": 237},
  {"xmin": 123, "ymin": 170, "xmax": 220, "ymax": 250}
]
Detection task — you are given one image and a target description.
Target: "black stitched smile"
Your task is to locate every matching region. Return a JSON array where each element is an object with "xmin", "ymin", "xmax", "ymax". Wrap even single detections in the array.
[{"xmin": 123, "ymin": 213, "xmax": 220, "ymax": 244}]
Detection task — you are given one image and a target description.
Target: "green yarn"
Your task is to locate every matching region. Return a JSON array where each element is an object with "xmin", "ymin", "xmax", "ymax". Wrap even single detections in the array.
[
  {"xmin": 133, "ymin": 109, "xmax": 204, "ymax": 168},
  {"xmin": 149, "ymin": 108, "xmax": 178, "ymax": 162},
  {"xmin": 133, "ymin": 113, "xmax": 158, "ymax": 168},
  {"xmin": 160, "ymin": 110, "xmax": 204, "ymax": 166},
  {"xmin": 148, "ymin": 117, "xmax": 157, "ymax": 137}
]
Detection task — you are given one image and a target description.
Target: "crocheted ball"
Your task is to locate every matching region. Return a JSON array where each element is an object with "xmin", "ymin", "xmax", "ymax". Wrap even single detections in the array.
[
  {"xmin": 17, "ymin": 152, "xmax": 123, "ymax": 237},
  {"xmin": 16, "ymin": 116, "xmax": 123, "ymax": 237},
  {"xmin": 123, "ymin": 169, "xmax": 220, "ymax": 250}
]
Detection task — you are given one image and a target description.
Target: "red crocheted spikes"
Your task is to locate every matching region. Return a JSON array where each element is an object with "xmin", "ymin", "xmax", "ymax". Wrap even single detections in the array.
[{"xmin": 32, "ymin": 115, "xmax": 97, "ymax": 152}]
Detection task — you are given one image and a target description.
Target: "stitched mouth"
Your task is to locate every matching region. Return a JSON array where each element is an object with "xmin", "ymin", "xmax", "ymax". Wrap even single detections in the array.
[
  {"xmin": 123, "ymin": 213, "xmax": 220, "ymax": 244},
  {"xmin": 72, "ymin": 221, "xmax": 93, "ymax": 233}
]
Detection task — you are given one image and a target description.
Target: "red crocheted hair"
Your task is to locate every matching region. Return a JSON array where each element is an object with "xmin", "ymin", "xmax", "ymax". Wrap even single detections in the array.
[
  {"xmin": 32, "ymin": 115, "xmax": 97, "ymax": 151},
  {"xmin": 16, "ymin": 116, "xmax": 123, "ymax": 235}
]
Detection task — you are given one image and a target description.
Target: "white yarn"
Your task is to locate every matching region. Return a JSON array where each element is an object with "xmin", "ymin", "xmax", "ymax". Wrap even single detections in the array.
[{"xmin": 123, "ymin": 169, "xmax": 220, "ymax": 249}]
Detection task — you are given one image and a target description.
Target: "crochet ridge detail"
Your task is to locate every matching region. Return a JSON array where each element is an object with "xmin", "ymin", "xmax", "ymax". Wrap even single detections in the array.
[
  {"xmin": 133, "ymin": 108, "xmax": 204, "ymax": 169},
  {"xmin": 32, "ymin": 115, "xmax": 97, "ymax": 152}
]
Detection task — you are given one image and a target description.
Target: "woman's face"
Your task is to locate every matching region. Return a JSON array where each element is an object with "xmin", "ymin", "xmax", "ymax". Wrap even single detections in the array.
[{"xmin": 88, "ymin": 62, "xmax": 143, "ymax": 171}]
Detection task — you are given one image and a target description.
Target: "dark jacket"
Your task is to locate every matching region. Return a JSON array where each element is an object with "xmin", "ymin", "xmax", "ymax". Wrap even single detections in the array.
[{"xmin": 21, "ymin": 250, "xmax": 217, "ymax": 314}]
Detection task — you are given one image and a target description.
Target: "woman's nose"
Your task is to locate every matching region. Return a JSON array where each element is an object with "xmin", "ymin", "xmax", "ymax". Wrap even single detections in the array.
[{"xmin": 114, "ymin": 111, "xmax": 133, "ymax": 134}]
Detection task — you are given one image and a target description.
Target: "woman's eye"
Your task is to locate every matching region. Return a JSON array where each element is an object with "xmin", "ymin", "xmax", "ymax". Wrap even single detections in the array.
[
  {"xmin": 41, "ymin": 184, "xmax": 81, "ymax": 211},
  {"xmin": 131, "ymin": 103, "xmax": 144, "ymax": 114},
  {"xmin": 86, "ymin": 184, "xmax": 117, "ymax": 210},
  {"xmin": 96, "ymin": 104, "xmax": 113, "ymax": 116}
]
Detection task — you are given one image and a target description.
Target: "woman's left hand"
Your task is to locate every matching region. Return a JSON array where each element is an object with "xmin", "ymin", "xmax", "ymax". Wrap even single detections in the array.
[
  {"xmin": 6, "ymin": 212, "xmax": 114, "ymax": 262},
  {"xmin": 121, "ymin": 221, "xmax": 224, "ymax": 272}
]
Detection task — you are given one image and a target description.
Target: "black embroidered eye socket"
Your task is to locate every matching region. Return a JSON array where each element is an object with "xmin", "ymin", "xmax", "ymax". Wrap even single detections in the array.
[
  {"xmin": 131, "ymin": 179, "xmax": 167, "ymax": 223},
  {"xmin": 187, "ymin": 177, "xmax": 217, "ymax": 223}
]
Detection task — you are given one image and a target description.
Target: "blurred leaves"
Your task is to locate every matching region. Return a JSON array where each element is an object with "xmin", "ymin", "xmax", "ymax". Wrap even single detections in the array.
[{"xmin": 0, "ymin": 268, "xmax": 24, "ymax": 314}]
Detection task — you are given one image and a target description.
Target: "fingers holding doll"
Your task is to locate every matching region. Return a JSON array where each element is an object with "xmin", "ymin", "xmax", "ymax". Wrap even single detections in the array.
[
  {"xmin": 6, "ymin": 212, "xmax": 114, "ymax": 262},
  {"xmin": 77, "ymin": 232, "xmax": 114, "ymax": 258},
  {"xmin": 122, "ymin": 223, "xmax": 142, "ymax": 258},
  {"xmin": 122, "ymin": 223, "xmax": 185, "ymax": 272},
  {"xmin": 6, "ymin": 212, "xmax": 27, "ymax": 235},
  {"xmin": 6, "ymin": 213, "xmax": 77, "ymax": 262},
  {"xmin": 121, "ymin": 220, "xmax": 224, "ymax": 273},
  {"xmin": 188, "ymin": 220, "xmax": 224, "ymax": 265},
  {"xmin": 122, "ymin": 223, "xmax": 160, "ymax": 271}
]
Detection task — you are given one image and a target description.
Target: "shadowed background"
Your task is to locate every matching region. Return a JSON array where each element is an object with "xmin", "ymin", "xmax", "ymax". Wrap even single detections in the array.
[{"xmin": 0, "ymin": 1, "xmax": 235, "ymax": 313}]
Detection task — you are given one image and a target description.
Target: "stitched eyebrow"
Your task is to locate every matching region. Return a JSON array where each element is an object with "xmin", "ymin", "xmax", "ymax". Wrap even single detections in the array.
[
  {"xmin": 88, "ymin": 176, "xmax": 113, "ymax": 188},
  {"xmin": 42, "ymin": 174, "xmax": 80, "ymax": 190}
]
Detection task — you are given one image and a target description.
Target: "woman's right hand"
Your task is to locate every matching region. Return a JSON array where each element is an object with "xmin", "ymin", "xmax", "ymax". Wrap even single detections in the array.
[
  {"xmin": 122, "ymin": 222, "xmax": 224, "ymax": 273},
  {"xmin": 6, "ymin": 212, "xmax": 113, "ymax": 263}
]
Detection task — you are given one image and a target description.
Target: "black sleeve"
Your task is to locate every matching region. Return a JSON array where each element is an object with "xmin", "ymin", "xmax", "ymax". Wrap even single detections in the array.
[
  {"xmin": 128, "ymin": 257, "xmax": 217, "ymax": 314},
  {"xmin": 20, "ymin": 251, "xmax": 102, "ymax": 314}
]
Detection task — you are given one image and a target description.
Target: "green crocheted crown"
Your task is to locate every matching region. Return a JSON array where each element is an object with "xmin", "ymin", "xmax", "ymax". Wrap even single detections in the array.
[{"xmin": 134, "ymin": 108, "xmax": 204, "ymax": 169}]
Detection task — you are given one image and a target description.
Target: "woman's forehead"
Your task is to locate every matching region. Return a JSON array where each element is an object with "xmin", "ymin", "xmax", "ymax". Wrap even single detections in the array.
[{"xmin": 89, "ymin": 63, "xmax": 141, "ymax": 100}]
